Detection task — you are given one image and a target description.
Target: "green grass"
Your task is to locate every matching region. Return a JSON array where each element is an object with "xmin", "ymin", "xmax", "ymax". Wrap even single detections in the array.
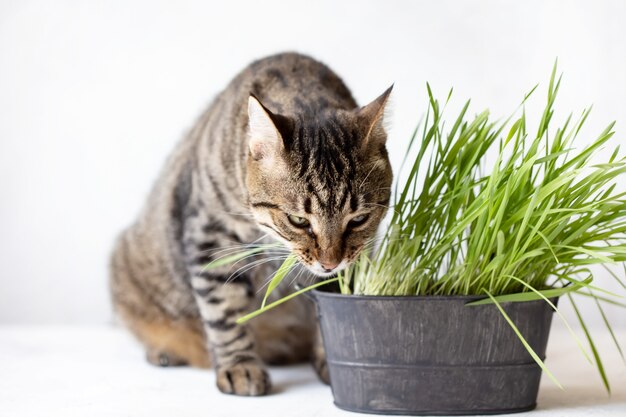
[{"xmin": 346, "ymin": 64, "xmax": 626, "ymax": 299}]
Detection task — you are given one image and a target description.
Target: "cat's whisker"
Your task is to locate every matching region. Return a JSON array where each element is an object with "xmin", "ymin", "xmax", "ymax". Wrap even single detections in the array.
[
  {"xmin": 288, "ymin": 261, "xmax": 306, "ymax": 280},
  {"xmin": 227, "ymin": 252, "xmax": 276, "ymax": 271},
  {"xmin": 280, "ymin": 263, "xmax": 302, "ymax": 288},
  {"xmin": 358, "ymin": 164, "xmax": 380, "ymax": 191},
  {"xmin": 199, "ymin": 246, "xmax": 261, "ymax": 259},
  {"xmin": 199, "ymin": 249, "xmax": 268, "ymax": 271},
  {"xmin": 287, "ymin": 268, "xmax": 301, "ymax": 288},
  {"xmin": 216, "ymin": 209, "xmax": 257, "ymax": 217},
  {"xmin": 287, "ymin": 263, "xmax": 308, "ymax": 288},
  {"xmin": 363, "ymin": 201, "xmax": 398, "ymax": 214},
  {"xmin": 306, "ymin": 273, "xmax": 318, "ymax": 287},
  {"xmin": 225, "ymin": 255, "xmax": 289, "ymax": 284},
  {"xmin": 205, "ymin": 245, "xmax": 290, "ymax": 259},
  {"xmin": 256, "ymin": 264, "xmax": 294, "ymax": 294},
  {"xmin": 231, "ymin": 254, "xmax": 288, "ymax": 273},
  {"xmin": 198, "ymin": 235, "xmax": 281, "ymax": 257},
  {"xmin": 256, "ymin": 268, "xmax": 296, "ymax": 296}
]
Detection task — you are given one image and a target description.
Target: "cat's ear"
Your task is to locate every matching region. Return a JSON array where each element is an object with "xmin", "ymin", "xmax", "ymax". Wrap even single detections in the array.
[
  {"xmin": 356, "ymin": 85, "xmax": 393, "ymax": 149},
  {"xmin": 247, "ymin": 95, "xmax": 292, "ymax": 161}
]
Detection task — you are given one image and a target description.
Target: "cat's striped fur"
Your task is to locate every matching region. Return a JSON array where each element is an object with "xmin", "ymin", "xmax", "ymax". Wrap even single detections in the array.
[{"xmin": 110, "ymin": 52, "xmax": 392, "ymax": 396}]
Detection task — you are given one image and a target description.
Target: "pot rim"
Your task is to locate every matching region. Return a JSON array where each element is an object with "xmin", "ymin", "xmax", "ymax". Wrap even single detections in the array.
[
  {"xmin": 310, "ymin": 289, "xmax": 559, "ymax": 304},
  {"xmin": 311, "ymin": 289, "xmax": 486, "ymax": 302}
]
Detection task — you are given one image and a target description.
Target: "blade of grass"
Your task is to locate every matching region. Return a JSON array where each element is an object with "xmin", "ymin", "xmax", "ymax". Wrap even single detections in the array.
[
  {"xmin": 484, "ymin": 290, "xmax": 562, "ymax": 389},
  {"xmin": 261, "ymin": 255, "xmax": 297, "ymax": 308},
  {"xmin": 568, "ymin": 293, "xmax": 611, "ymax": 393},
  {"xmin": 237, "ymin": 278, "xmax": 340, "ymax": 324},
  {"xmin": 467, "ymin": 276, "xmax": 591, "ymax": 305},
  {"xmin": 591, "ymin": 290, "xmax": 625, "ymax": 363}
]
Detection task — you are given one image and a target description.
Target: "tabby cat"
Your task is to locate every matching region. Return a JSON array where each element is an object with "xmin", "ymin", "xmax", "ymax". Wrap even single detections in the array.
[{"xmin": 109, "ymin": 52, "xmax": 392, "ymax": 396}]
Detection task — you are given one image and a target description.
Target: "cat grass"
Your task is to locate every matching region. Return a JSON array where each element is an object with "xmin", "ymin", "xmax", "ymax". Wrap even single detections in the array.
[{"xmin": 345, "ymin": 68, "xmax": 626, "ymax": 298}]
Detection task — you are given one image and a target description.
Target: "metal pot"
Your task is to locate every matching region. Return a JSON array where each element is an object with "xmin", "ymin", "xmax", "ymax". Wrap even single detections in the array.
[{"xmin": 311, "ymin": 289, "xmax": 556, "ymax": 415}]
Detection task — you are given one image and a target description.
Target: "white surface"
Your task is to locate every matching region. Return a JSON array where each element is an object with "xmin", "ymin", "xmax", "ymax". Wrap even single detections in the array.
[
  {"xmin": 1, "ymin": 1, "xmax": 626, "ymax": 325},
  {"xmin": 1, "ymin": 325, "xmax": 625, "ymax": 417}
]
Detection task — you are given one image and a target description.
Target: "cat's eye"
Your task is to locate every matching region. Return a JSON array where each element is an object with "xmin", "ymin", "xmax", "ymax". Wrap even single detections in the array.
[
  {"xmin": 348, "ymin": 214, "xmax": 369, "ymax": 228},
  {"xmin": 287, "ymin": 214, "xmax": 310, "ymax": 228}
]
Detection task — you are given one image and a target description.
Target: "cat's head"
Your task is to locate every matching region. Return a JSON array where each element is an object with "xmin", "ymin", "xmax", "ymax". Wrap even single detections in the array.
[{"xmin": 245, "ymin": 88, "xmax": 393, "ymax": 277}]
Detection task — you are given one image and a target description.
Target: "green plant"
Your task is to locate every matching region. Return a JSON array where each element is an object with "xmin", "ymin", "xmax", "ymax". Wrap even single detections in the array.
[
  {"xmin": 209, "ymin": 63, "xmax": 626, "ymax": 391},
  {"xmin": 350, "ymin": 67, "xmax": 626, "ymax": 300}
]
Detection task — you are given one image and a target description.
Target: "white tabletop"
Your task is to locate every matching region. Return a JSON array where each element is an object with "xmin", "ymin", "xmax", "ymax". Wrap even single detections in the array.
[{"xmin": 1, "ymin": 324, "xmax": 624, "ymax": 417}]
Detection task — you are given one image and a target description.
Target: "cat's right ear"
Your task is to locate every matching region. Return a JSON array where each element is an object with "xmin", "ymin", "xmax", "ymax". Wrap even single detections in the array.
[
  {"xmin": 247, "ymin": 95, "xmax": 290, "ymax": 162},
  {"xmin": 356, "ymin": 85, "xmax": 393, "ymax": 150}
]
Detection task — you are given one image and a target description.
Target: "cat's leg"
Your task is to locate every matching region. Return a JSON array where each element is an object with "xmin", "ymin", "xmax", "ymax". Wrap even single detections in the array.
[
  {"xmin": 311, "ymin": 325, "xmax": 330, "ymax": 384},
  {"xmin": 112, "ymin": 287, "xmax": 211, "ymax": 368},
  {"xmin": 189, "ymin": 271, "xmax": 271, "ymax": 395},
  {"xmin": 110, "ymin": 231, "xmax": 210, "ymax": 368},
  {"xmin": 185, "ymin": 224, "xmax": 271, "ymax": 396}
]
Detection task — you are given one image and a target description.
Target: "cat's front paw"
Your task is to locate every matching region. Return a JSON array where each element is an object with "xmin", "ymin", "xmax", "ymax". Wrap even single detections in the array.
[{"xmin": 216, "ymin": 361, "xmax": 271, "ymax": 396}]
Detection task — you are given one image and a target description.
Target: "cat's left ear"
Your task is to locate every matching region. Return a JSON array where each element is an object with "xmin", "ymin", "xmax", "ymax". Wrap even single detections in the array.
[
  {"xmin": 356, "ymin": 85, "xmax": 393, "ymax": 149},
  {"xmin": 247, "ymin": 95, "xmax": 292, "ymax": 162}
]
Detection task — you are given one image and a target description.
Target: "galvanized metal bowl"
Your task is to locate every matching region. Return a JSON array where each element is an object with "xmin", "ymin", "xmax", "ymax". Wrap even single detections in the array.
[{"xmin": 311, "ymin": 290, "xmax": 556, "ymax": 415}]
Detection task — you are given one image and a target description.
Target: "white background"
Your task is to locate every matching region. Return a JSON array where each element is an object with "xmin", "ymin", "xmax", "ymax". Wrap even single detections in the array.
[{"xmin": 1, "ymin": 0, "xmax": 625, "ymax": 329}]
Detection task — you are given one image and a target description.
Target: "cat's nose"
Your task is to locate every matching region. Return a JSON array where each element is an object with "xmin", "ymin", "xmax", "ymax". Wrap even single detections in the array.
[{"xmin": 320, "ymin": 261, "xmax": 339, "ymax": 272}]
